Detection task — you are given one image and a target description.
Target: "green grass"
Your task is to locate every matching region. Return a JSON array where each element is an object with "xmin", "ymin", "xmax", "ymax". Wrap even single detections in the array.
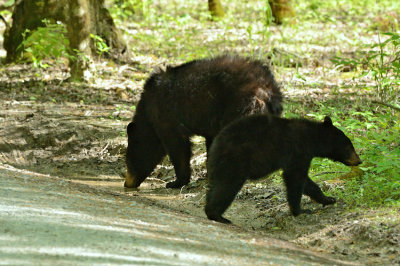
[
  {"xmin": 283, "ymin": 97, "xmax": 400, "ymax": 207},
  {"xmin": 311, "ymin": 104, "xmax": 399, "ymax": 207}
]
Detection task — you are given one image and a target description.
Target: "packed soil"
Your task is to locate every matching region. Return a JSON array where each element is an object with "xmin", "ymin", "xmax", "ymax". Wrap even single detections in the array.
[
  {"xmin": 3, "ymin": 164, "xmax": 358, "ymax": 265},
  {"xmin": 0, "ymin": 62, "xmax": 399, "ymax": 265}
]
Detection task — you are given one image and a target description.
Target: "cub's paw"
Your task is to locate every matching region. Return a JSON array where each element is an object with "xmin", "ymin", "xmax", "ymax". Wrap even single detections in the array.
[
  {"xmin": 207, "ymin": 214, "xmax": 232, "ymax": 224},
  {"xmin": 322, "ymin": 196, "xmax": 336, "ymax": 206},
  {"xmin": 166, "ymin": 179, "xmax": 189, "ymax": 189}
]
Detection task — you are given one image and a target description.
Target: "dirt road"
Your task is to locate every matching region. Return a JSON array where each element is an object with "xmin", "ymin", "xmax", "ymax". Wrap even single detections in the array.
[{"xmin": 0, "ymin": 163, "xmax": 355, "ymax": 265}]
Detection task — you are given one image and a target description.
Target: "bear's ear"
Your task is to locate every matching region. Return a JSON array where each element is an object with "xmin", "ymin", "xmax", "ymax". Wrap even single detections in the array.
[
  {"xmin": 323, "ymin": 116, "xmax": 333, "ymax": 126},
  {"xmin": 127, "ymin": 122, "xmax": 136, "ymax": 134}
]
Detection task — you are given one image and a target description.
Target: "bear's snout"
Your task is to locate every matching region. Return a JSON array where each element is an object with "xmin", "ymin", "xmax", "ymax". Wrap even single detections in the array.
[
  {"xmin": 124, "ymin": 171, "xmax": 141, "ymax": 188},
  {"xmin": 345, "ymin": 151, "xmax": 362, "ymax": 166}
]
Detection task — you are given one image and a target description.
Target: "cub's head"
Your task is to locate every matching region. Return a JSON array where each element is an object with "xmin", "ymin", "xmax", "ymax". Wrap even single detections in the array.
[{"xmin": 322, "ymin": 116, "xmax": 362, "ymax": 166}]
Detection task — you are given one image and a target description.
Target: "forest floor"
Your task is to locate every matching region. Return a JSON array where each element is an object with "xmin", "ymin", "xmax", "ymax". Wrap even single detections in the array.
[{"xmin": 0, "ymin": 62, "xmax": 398, "ymax": 265}]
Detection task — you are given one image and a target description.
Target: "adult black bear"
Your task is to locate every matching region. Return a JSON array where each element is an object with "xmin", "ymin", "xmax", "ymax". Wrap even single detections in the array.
[
  {"xmin": 125, "ymin": 55, "xmax": 283, "ymax": 189},
  {"xmin": 205, "ymin": 115, "xmax": 362, "ymax": 224}
]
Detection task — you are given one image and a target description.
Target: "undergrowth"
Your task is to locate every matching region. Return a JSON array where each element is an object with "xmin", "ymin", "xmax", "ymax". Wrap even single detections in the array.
[
  {"xmin": 333, "ymin": 32, "xmax": 400, "ymax": 104},
  {"xmin": 286, "ymin": 100, "xmax": 400, "ymax": 208},
  {"xmin": 19, "ymin": 19, "xmax": 70, "ymax": 69}
]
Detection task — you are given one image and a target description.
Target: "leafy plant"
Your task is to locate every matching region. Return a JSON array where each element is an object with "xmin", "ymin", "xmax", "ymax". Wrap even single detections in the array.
[
  {"xmin": 310, "ymin": 106, "xmax": 400, "ymax": 207},
  {"xmin": 332, "ymin": 32, "xmax": 400, "ymax": 104},
  {"xmin": 264, "ymin": 0, "xmax": 273, "ymax": 27},
  {"xmin": 90, "ymin": 34, "xmax": 111, "ymax": 59},
  {"xmin": 19, "ymin": 19, "xmax": 70, "ymax": 69},
  {"xmin": 110, "ymin": 0, "xmax": 152, "ymax": 21},
  {"xmin": 286, "ymin": 99, "xmax": 400, "ymax": 208}
]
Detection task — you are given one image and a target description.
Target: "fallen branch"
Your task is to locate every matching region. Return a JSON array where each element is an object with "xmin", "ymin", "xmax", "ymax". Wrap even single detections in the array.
[
  {"xmin": 312, "ymin": 171, "xmax": 346, "ymax": 177},
  {"xmin": 371, "ymin": 100, "xmax": 400, "ymax": 112}
]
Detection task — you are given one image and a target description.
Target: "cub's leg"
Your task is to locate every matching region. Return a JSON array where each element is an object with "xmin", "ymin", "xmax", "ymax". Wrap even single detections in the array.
[
  {"xmin": 205, "ymin": 177, "xmax": 246, "ymax": 223},
  {"xmin": 303, "ymin": 177, "xmax": 336, "ymax": 206},
  {"xmin": 282, "ymin": 169, "xmax": 312, "ymax": 216}
]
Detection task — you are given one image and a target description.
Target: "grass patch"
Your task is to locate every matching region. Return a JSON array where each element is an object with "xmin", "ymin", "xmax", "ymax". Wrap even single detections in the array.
[{"xmin": 285, "ymin": 99, "xmax": 400, "ymax": 207}]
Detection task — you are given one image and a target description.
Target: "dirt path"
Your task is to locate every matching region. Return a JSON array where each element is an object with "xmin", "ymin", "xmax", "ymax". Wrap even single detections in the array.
[{"xmin": 1, "ymin": 163, "xmax": 358, "ymax": 265}]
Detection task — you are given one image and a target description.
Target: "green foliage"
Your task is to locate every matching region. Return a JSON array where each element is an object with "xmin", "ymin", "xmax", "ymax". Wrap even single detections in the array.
[
  {"xmin": 264, "ymin": 0, "xmax": 274, "ymax": 27},
  {"xmin": 19, "ymin": 19, "xmax": 70, "ymax": 69},
  {"xmin": 333, "ymin": 32, "xmax": 400, "ymax": 103},
  {"xmin": 284, "ymin": 98, "xmax": 400, "ymax": 208},
  {"xmin": 3, "ymin": 0, "xmax": 14, "ymax": 6},
  {"xmin": 0, "ymin": 0, "xmax": 14, "ymax": 17},
  {"xmin": 90, "ymin": 34, "xmax": 111, "ymax": 59},
  {"xmin": 294, "ymin": 0, "xmax": 397, "ymax": 23},
  {"xmin": 341, "ymin": 111, "xmax": 400, "ymax": 206},
  {"xmin": 18, "ymin": 22, "xmax": 109, "ymax": 70},
  {"xmin": 303, "ymin": 104, "xmax": 400, "ymax": 207},
  {"xmin": 110, "ymin": 0, "xmax": 149, "ymax": 21}
]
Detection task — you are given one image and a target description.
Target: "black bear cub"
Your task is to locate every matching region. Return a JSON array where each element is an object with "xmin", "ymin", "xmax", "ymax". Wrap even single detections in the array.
[
  {"xmin": 205, "ymin": 115, "xmax": 362, "ymax": 224},
  {"xmin": 125, "ymin": 55, "xmax": 282, "ymax": 189}
]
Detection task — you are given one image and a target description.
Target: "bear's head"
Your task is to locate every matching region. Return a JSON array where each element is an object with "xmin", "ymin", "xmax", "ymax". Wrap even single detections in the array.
[
  {"xmin": 125, "ymin": 122, "xmax": 143, "ymax": 188},
  {"xmin": 322, "ymin": 116, "xmax": 362, "ymax": 166}
]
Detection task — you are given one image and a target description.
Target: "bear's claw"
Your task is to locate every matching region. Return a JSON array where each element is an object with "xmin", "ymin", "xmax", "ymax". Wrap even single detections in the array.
[
  {"xmin": 322, "ymin": 196, "xmax": 336, "ymax": 206},
  {"xmin": 166, "ymin": 180, "xmax": 189, "ymax": 189}
]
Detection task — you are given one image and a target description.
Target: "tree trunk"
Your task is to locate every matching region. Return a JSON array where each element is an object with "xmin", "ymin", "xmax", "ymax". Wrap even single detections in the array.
[
  {"xmin": 4, "ymin": 0, "xmax": 127, "ymax": 80},
  {"xmin": 268, "ymin": 0, "xmax": 295, "ymax": 25},
  {"xmin": 208, "ymin": 0, "xmax": 224, "ymax": 19},
  {"xmin": 67, "ymin": 0, "xmax": 92, "ymax": 80}
]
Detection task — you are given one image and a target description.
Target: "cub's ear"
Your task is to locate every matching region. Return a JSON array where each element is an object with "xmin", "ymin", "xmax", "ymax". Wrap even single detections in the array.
[
  {"xmin": 127, "ymin": 122, "xmax": 136, "ymax": 134},
  {"xmin": 323, "ymin": 116, "xmax": 333, "ymax": 126}
]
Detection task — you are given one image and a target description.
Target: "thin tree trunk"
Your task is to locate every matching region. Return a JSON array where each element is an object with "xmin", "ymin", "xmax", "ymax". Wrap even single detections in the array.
[
  {"xmin": 268, "ymin": 0, "xmax": 295, "ymax": 25},
  {"xmin": 208, "ymin": 0, "xmax": 224, "ymax": 19},
  {"xmin": 67, "ymin": 0, "xmax": 91, "ymax": 80}
]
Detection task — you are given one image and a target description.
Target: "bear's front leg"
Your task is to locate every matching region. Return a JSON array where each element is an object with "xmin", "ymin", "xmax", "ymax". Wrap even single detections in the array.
[
  {"xmin": 159, "ymin": 132, "xmax": 192, "ymax": 189},
  {"xmin": 282, "ymin": 169, "xmax": 313, "ymax": 216},
  {"xmin": 303, "ymin": 176, "xmax": 336, "ymax": 206}
]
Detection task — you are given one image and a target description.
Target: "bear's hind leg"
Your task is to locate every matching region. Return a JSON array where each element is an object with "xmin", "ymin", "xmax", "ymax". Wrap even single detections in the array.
[
  {"xmin": 303, "ymin": 177, "xmax": 336, "ymax": 206},
  {"xmin": 205, "ymin": 178, "xmax": 246, "ymax": 223}
]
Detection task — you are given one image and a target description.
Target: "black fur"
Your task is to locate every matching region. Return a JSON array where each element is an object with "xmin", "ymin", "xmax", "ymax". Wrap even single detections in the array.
[
  {"xmin": 125, "ymin": 55, "xmax": 283, "ymax": 189},
  {"xmin": 205, "ymin": 115, "xmax": 362, "ymax": 223}
]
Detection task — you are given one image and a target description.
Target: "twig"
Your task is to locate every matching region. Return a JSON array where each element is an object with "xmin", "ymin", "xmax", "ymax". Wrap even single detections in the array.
[
  {"xmin": 0, "ymin": 15, "xmax": 9, "ymax": 29},
  {"xmin": 312, "ymin": 171, "xmax": 346, "ymax": 177},
  {"xmin": 100, "ymin": 142, "xmax": 109, "ymax": 154},
  {"xmin": 179, "ymin": 185, "xmax": 187, "ymax": 194},
  {"xmin": 371, "ymin": 100, "xmax": 400, "ymax": 112},
  {"xmin": 197, "ymin": 194, "xmax": 206, "ymax": 204}
]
